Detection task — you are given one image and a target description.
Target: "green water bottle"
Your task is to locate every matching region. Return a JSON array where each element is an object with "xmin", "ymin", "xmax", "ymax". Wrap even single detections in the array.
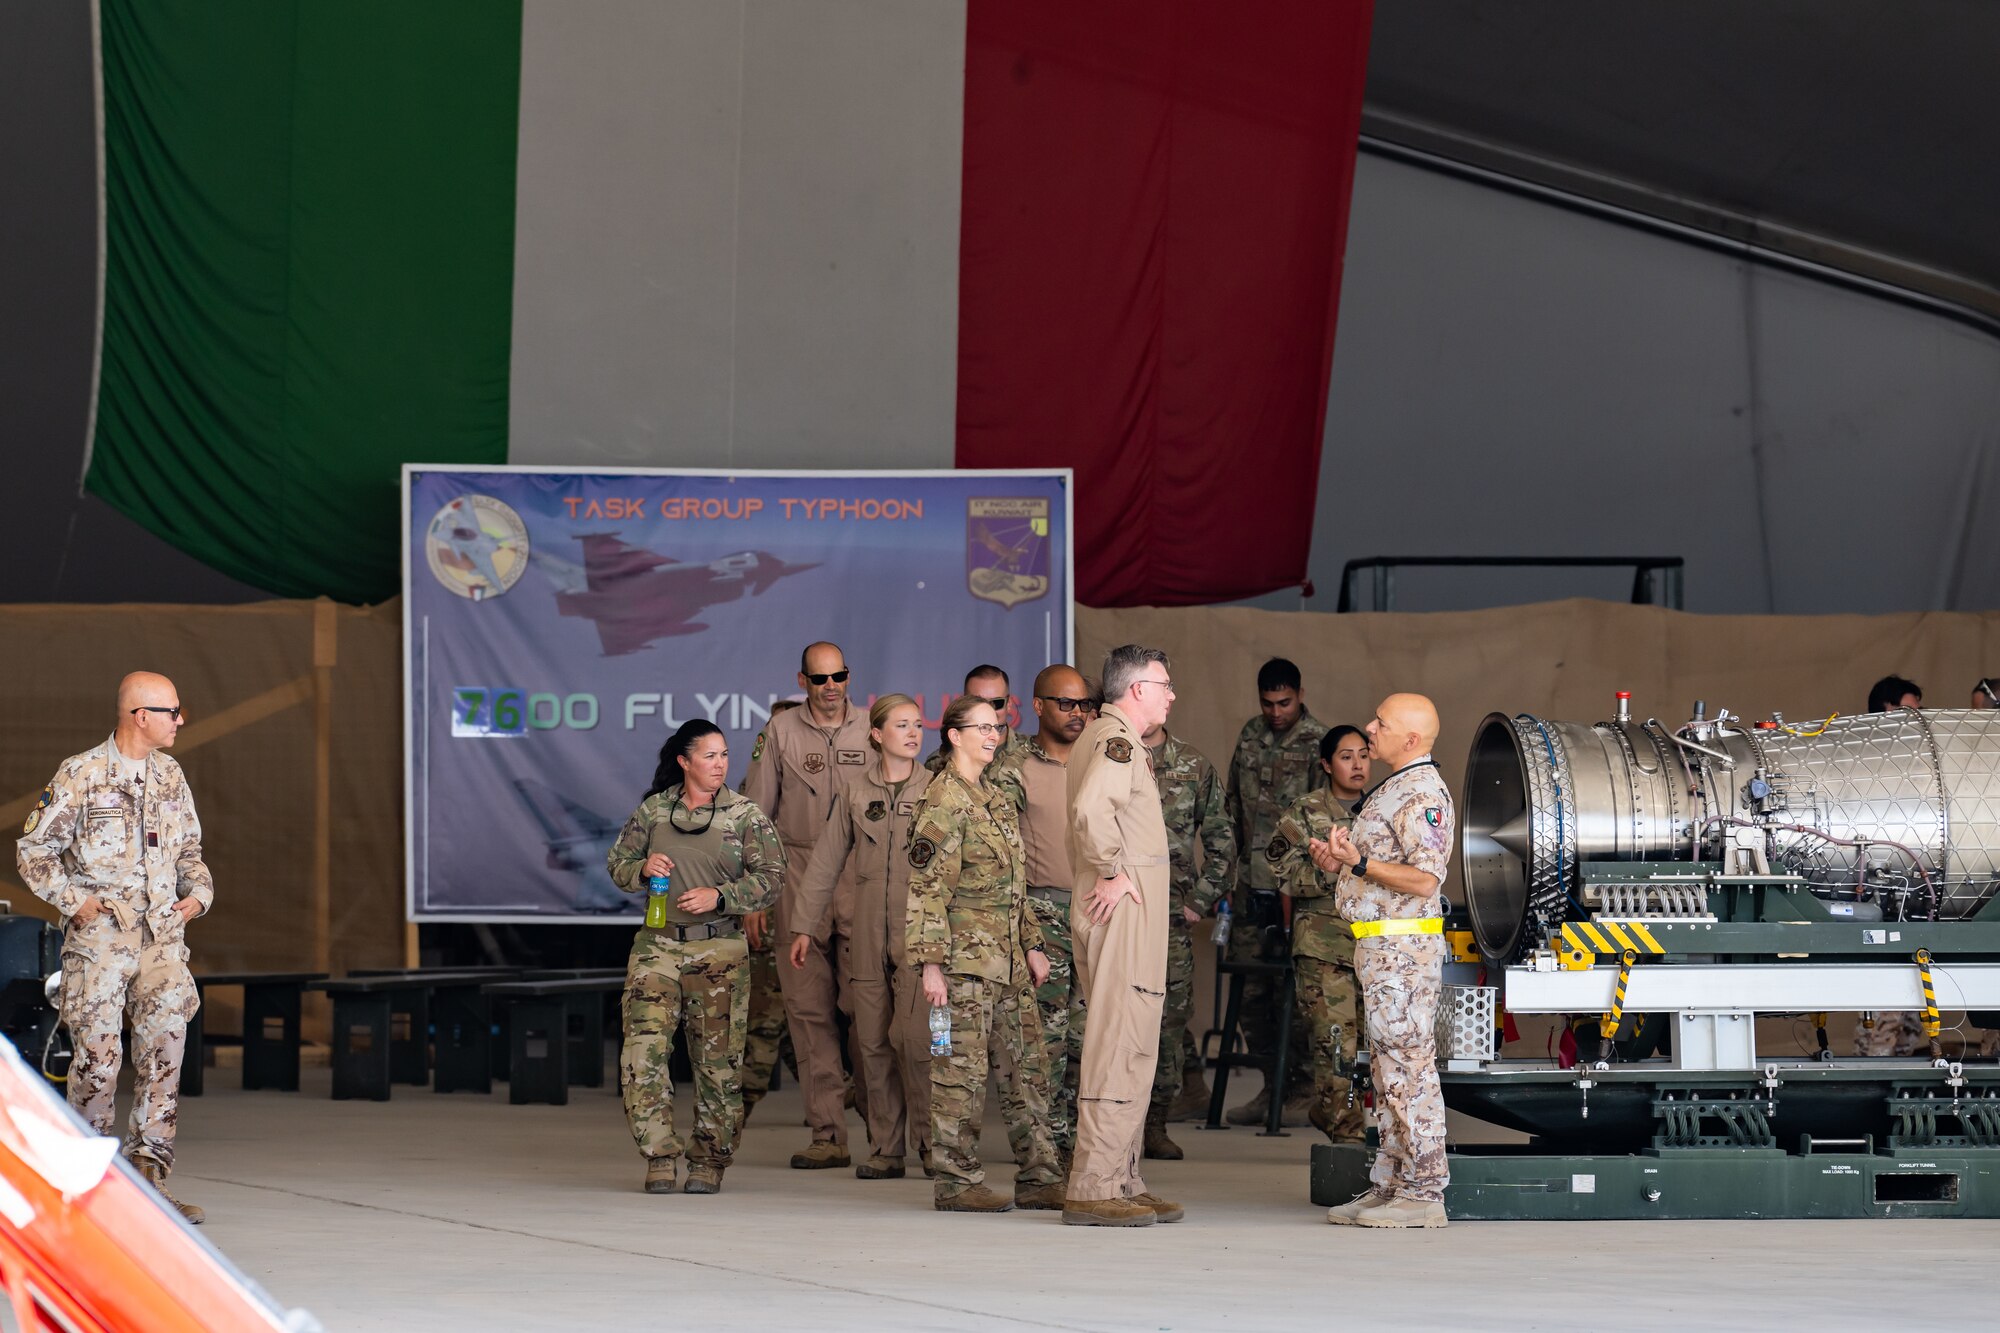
[{"xmin": 645, "ymin": 872, "xmax": 672, "ymax": 929}]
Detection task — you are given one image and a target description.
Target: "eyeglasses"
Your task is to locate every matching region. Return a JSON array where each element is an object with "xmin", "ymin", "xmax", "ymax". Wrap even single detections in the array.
[
  {"xmin": 1134, "ymin": 678, "xmax": 1175, "ymax": 696},
  {"xmin": 957, "ymin": 722, "xmax": 1003, "ymax": 736},
  {"xmin": 1037, "ymin": 696, "xmax": 1090, "ymax": 713},
  {"xmin": 667, "ymin": 794, "xmax": 718, "ymax": 834},
  {"xmin": 131, "ymin": 706, "xmax": 183, "ymax": 721},
  {"xmin": 804, "ymin": 670, "xmax": 850, "ymax": 685},
  {"xmin": 967, "ymin": 694, "xmax": 1008, "ymax": 709}
]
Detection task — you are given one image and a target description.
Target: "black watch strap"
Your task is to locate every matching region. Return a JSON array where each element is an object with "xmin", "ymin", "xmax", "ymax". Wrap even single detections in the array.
[{"xmin": 1354, "ymin": 854, "xmax": 1369, "ymax": 879}]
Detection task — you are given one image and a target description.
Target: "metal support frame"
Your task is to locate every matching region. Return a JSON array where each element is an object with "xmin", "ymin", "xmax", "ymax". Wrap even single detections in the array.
[{"xmin": 1336, "ymin": 556, "xmax": 1684, "ymax": 612}]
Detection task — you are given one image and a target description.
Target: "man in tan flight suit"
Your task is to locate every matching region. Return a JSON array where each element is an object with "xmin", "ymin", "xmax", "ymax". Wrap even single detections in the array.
[
  {"xmin": 988, "ymin": 662, "xmax": 1091, "ymax": 1164},
  {"xmin": 742, "ymin": 640, "xmax": 871, "ymax": 1168},
  {"xmin": 1063, "ymin": 645, "xmax": 1180, "ymax": 1226}
]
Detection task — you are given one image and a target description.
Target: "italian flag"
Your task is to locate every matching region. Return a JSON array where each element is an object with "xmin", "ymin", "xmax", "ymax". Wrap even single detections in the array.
[{"xmin": 87, "ymin": 1, "xmax": 1370, "ymax": 605}]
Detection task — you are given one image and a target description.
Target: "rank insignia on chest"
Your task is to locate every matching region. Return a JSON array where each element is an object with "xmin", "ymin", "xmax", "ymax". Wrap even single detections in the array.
[
  {"xmin": 803, "ymin": 752, "xmax": 827, "ymax": 775},
  {"xmin": 1265, "ymin": 834, "xmax": 1290, "ymax": 863},
  {"xmin": 1424, "ymin": 807, "xmax": 1442, "ymax": 827},
  {"xmin": 908, "ymin": 836, "xmax": 937, "ymax": 869},
  {"xmin": 1104, "ymin": 737, "xmax": 1132, "ymax": 763},
  {"xmin": 865, "ymin": 800, "xmax": 887, "ymax": 822}
]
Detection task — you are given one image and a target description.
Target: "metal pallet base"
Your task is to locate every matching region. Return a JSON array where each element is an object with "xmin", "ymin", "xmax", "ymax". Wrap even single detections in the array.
[{"xmin": 1310, "ymin": 1142, "xmax": 2000, "ymax": 1219}]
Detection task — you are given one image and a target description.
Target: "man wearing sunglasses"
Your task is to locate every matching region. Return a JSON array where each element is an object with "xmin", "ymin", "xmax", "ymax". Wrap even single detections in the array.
[
  {"xmin": 744, "ymin": 641, "xmax": 872, "ymax": 1169},
  {"xmin": 925, "ymin": 665, "xmax": 1027, "ymax": 774},
  {"xmin": 988, "ymin": 663, "xmax": 1092, "ymax": 1165},
  {"xmin": 18, "ymin": 672, "xmax": 212, "ymax": 1225}
]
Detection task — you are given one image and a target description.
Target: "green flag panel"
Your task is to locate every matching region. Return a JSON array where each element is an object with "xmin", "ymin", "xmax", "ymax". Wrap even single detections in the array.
[{"xmin": 91, "ymin": 0, "xmax": 522, "ymax": 602}]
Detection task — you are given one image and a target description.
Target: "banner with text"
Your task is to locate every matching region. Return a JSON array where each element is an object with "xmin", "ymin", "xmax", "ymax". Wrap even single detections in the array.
[{"xmin": 404, "ymin": 467, "xmax": 1073, "ymax": 920}]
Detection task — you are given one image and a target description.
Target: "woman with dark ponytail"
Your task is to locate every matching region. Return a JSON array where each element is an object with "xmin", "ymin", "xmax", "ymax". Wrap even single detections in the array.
[{"xmin": 606, "ymin": 719, "xmax": 784, "ymax": 1196}]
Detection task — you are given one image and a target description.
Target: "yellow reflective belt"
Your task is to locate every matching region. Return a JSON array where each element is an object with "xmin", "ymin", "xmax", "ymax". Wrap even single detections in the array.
[{"xmin": 1350, "ymin": 918, "xmax": 1444, "ymax": 939}]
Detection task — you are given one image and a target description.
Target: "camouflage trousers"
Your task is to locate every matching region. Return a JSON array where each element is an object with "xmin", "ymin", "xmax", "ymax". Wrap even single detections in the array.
[
  {"xmin": 1853, "ymin": 1010, "xmax": 1928, "ymax": 1057},
  {"xmin": 1025, "ymin": 893, "xmax": 1084, "ymax": 1157},
  {"xmin": 1294, "ymin": 956, "xmax": 1366, "ymax": 1142},
  {"xmin": 60, "ymin": 924, "xmax": 198, "ymax": 1169},
  {"xmin": 1149, "ymin": 916, "xmax": 1196, "ymax": 1112},
  {"xmin": 738, "ymin": 940, "xmax": 789, "ymax": 1118},
  {"xmin": 1226, "ymin": 894, "xmax": 1309, "ymax": 1097},
  {"xmin": 621, "ymin": 930, "xmax": 749, "ymax": 1167},
  {"xmin": 1356, "ymin": 940, "xmax": 1448, "ymax": 1202},
  {"xmin": 931, "ymin": 972, "xmax": 1061, "ymax": 1196}
]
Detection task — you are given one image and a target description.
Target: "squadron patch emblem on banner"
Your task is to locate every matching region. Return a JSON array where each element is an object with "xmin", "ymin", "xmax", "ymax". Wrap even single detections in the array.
[
  {"xmin": 1104, "ymin": 737, "xmax": 1132, "ymax": 763},
  {"xmin": 425, "ymin": 494, "xmax": 530, "ymax": 602},
  {"xmin": 966, "ymin": 497, "xmax": 1052, "ymax": 609},
  {"xmin": 908, "ymin": 836, "xmax": 938, "ymax": 869}
]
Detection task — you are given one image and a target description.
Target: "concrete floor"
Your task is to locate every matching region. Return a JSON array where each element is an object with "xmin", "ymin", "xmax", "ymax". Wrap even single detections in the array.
[{"xmin": 155, "ymin": 1071, "xmax": 2000, "ymax": 1331}]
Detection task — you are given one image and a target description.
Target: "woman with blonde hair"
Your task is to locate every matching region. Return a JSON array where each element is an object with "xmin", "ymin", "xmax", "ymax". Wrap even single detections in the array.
[{"xmin": 790, "ymin": 692, "xmax": 935, "ymax": 1178}]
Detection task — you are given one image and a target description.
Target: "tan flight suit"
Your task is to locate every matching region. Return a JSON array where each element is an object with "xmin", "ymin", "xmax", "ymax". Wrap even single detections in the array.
[
  {"xmin": 742, "ymin": 701, "xmax": 871, "ymax": 1145},
  {"xmin": 793, "ymin": 757, "xmax": 933, "ymax": 1161},
  {"xmin": 1065, "ymin": 702, "xmax": 1171, "ymax": 1202},
  {"xmin": 989, "ymin": 736, "xmax": 1082, "ymax": 1157},
  {"xmin": 18, "ymin": 737, "xmax": 213, "ymax": 1171}
]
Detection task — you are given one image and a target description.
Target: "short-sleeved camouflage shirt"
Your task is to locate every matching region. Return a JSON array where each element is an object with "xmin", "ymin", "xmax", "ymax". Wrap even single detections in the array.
[{"xmin": 1335, "ymin": 759, "xmax": 1454, "ymax": 932}]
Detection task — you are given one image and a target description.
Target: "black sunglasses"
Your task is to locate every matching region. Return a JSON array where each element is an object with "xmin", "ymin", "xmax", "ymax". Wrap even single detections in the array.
[
  {"xmin": 1037, "ymin": 696, "xmax": 1090, "ymax": 713},
  {"xmin": 804, "ymin": 670, "xmax": 850, "ymax": 685},
  {"xmin": 967, "ymin": 694, "xmax": 1008, "ymax": 709},
  {"xmin": 131, "ymin": 705, "xmax": 183, "ymax": 720}
]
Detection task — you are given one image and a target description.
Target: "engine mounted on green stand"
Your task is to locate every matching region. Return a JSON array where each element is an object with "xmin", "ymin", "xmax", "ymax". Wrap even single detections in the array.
[{"xmin": 1312, "ymin": 700, "xmax": 2000, "ymax": 1220}]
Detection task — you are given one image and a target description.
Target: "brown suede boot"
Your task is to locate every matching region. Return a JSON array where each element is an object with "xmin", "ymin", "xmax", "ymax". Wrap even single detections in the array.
[
  {"xmin": 1143, "ymin": 1108, "xmax": 1184, "ymax": 1160},
  {"xmin": 790, "ymin": 1139, "xmax": 851, "ymax": 1169},
  {"xmin": 855, "ymin": 1154, "xmax": 906, "ymax": 1180},
  {"xmin": 1129, "ymin": 1191, "xmax": 1185, "ymax": 1223},
  {"xmin": 683, "ymin": 1162, "xmax": 725, "ymax": 1194},
  {"xmin": 1062, "ymin": 1196, "xmax": 1157, "ymax": 1227},
  {"xmin": 133, "ymin": 1155, "xmax": 204, "ymax": 1226},
  {"xmin": 1168, "ymin": 1069, "xmax": 1212, "ymax": 1122},
  {"xmin": 1013, "ymin": 1182, "xmax": 1065, "ymax": 1210},
  {"xmin": 643, "ymin": 1156, "xmax": 680, "ymax": 1194},
  {"xmin": 935, "ymin": 1184, "xmax": 1015, "ymax": 1213}
]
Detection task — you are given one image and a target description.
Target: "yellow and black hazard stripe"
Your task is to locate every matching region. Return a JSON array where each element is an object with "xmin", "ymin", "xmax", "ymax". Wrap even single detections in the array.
[
  {"xmin": 1558, "ymin": 920, "xmax": 1666, "ymax": 957},
  {"xmin": 1599, "ymin": 948, "xmax": 1639, "ymax": 1040},
  {"xmin": 1915, "ymin": 948, "xmax": 1942, "ymax": 1039}
]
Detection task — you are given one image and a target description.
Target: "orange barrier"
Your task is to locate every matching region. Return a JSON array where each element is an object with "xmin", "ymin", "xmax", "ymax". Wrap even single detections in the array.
[{"xmin": 0, "ymin": 1039, "xmax": 313, "ymax": 1332}]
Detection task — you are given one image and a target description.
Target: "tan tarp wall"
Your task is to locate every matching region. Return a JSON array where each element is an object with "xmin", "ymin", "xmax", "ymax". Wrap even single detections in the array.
[{"xmin": 5, "ymin": 596, "xmax": 1996, "ymax": 1051}]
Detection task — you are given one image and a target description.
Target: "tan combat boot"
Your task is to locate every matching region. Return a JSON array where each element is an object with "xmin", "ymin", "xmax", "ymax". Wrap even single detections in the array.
[
  {"xmin": 1223, "ymin": 1087, "xmax": 1270, "ymax": 1126},
  {"xmin": 1168, "ymin": 1068, "xmax": 1212, "ymax": 1121},
  {"xmin": 643, "ymin": 1157, "xmax": 680, "ymax": 1194},
  {"xmin": 1142, "ymin": 1108, "xmax": 1183, "ymax": 1160},
  {"xmin": 935, "ymin": 1184, "xmax": 1015, "ymax": 1213},
  {"xmin": 1353, "ymin": 1196, "xmax": 1447, "ymax": 1229},
  {"xmin": 855, "ymin": 1153, "xmax": 905, "ymax": 1180},
  {"xmin": 1062, "ymin": 1196, "xmax": 1157, "ymax": 1227},
  {"xmin": 1279, "ymin": 1089, "xmax": 1317, "ymax": 1128},
  {"xmin": 790, "ymin": 1139, "xmax": 851, "ymax": 1169},
  {"xmin": 683, "ymin": 1162, "xmax": 725, "ymax": 1195},
  {"xmin": 132, "ymin": 1155, "xmax": 204, "ymax": 1226},
  {"xmin": 1128, "ymin": 1191, "xmax": 1184, "ymax": 1223},
  {"xmin": 1013, "ymin": 1182, "xmax": 1065, "ymax": 1210},
  {"xmin": 1325, "ymin": 1188, "xmax": 1391, "ymax": 1226}
]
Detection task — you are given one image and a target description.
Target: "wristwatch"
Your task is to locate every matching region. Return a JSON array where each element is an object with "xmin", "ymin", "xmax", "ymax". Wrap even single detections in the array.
[{"xmin": 1353, "ymin": 854, "xmax": 1370, "ymax": 880}]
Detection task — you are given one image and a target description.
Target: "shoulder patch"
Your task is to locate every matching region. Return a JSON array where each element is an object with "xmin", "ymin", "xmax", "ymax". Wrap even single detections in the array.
[
  {"xmin": 908, "ymin": 836, "xmax": 937, "ymax": 869},
  {"xmin": 1265, "ymin": 834, "xmax": 1290, "ymax": 863},
  {"xmin": 1424, "ymin": 807, "xmax": 1443, "ymax": 828},
  {"xmin": 750, "ymin": 731, "xmax": 768, "ymax": 762},
  {"xmin": 865, "ymin": 800, "xmax": 887, "ymax": 822},
  {"xmin": 1105, "ymin": 737, "xmax": 1132, "ymax": 764},
  {"xmin": 22, "ymin": 786, "xmax": 52, "ymax": 835}
]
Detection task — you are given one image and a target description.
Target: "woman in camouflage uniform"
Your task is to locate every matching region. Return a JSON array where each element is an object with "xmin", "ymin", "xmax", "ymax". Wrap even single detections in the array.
[
  {"xmin": 608, "ymin": 719, "xmax": 783, "ymax": 1195},
  {"xmin": 1267, "ymin": 725, "xmax": 1371, "ymax": 1143},
  {"xmin": 905, "ymin": 697, "xmax": 1063, "ymax": 1213},
  {"xmin": 789, "ymin": 693, "xmax": 934, "ymax": 1178}
]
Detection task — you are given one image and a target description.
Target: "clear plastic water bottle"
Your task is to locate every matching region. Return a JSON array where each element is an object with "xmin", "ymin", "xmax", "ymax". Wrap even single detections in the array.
[
  {"xmin": 928, "ymin": 1004, "xmax": 952, "ymax": 1058},
  {"xmin": 645, "ymin": 873, "xmax": 672, "ymax": 929},
  {"xmin": 1211, "ymin": 897, "xmax": 1232, "ymax": 949}
]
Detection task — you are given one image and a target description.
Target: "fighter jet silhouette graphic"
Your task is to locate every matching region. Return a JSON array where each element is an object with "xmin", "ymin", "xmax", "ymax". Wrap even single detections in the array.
[
  {"xmin": 556, "ymin": 533, "xmax": 820, "ymax": 655},
  {"xmin": 509, "ymin": 777, "xmax": 629, "ymax": 913}
]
